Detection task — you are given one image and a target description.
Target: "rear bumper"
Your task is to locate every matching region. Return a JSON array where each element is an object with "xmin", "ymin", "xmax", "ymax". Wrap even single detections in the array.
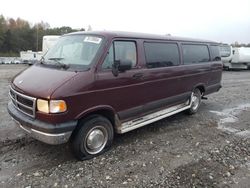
[{"xmin": 7, "ymin": 101, "xmax": 77, "ymax": 145}]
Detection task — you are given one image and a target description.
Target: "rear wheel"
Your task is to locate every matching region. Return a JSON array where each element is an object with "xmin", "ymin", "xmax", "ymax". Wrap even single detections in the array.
[
  {"xmin": 186, "ymin": 88, "xmax": 202, "ymax": 115},
  {"xmin": 71, "ymin": 115, "xmax": 114, "ymax": 160}
]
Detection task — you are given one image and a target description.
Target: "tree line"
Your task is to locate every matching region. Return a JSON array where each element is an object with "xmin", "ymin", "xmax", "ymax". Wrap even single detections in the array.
[
  {"xmin": 0, "ymin": 15, "xmax": 84, "ymax": 56},
  {"xmin": 231, "ymin": 42, "xmax": 250, "ymax": 47},
  {"xmin": 1, "ymin": 15, "xmax": 250, "ymax": 57}
]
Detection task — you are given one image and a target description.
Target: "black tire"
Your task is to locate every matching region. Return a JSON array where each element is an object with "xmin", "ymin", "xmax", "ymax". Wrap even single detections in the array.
[
  {"xmin": 186, "ymin": 88, "xmax": 202, "ymax": 115},
  {"xmin": 71, "ymin": 115, "xmax": 114, "ymax": 160}
]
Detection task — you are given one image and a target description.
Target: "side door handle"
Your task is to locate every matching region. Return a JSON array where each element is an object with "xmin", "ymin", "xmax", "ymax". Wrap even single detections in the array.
[{"xmin": 132, "ymin": 73, "xmax": 144, "ymax": 79}]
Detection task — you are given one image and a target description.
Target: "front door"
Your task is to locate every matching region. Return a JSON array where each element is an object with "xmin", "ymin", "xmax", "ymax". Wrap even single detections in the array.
[{"xmin": 95, "ymin": 40, "xmax": 145, "ymax": 122}]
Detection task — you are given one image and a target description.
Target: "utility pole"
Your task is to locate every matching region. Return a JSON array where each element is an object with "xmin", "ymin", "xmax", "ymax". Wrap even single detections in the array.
[{"xmin": 36, "ymin": 24, "xmax": 38, "ymax": 51}]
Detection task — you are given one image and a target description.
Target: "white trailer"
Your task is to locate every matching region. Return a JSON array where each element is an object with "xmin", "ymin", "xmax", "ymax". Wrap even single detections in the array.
[
  {"xmin": 20, "ymin": 50, "xmax": 43, "ymax": 64},
  {"xmin": 42, "ymin": 35, "xmax": 60, "ymax": 55},
  {"xmin": 231, "ymin": 47, "xmax": 250, "ymax": 69}
]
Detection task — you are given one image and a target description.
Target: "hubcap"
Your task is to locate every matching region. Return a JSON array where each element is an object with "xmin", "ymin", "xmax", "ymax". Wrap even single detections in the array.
[
  {"xmin": 191, "ymin": 93, "xmax": 199, "ymax": 110},
  {"xmin": 84, "ymin": 126, "xmax": 108, "ymax": 155}
]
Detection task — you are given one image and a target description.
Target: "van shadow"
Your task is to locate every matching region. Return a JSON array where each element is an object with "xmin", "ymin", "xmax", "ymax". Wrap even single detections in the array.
[{"xmin": 15, "ymin": 109, "xmax": 200, "ymax": 168}]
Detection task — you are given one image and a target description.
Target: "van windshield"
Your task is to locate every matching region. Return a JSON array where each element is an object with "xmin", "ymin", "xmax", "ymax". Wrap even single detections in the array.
[{"xmin": 43, "ymin": 35, "xmax": 103, "ymax": 68}]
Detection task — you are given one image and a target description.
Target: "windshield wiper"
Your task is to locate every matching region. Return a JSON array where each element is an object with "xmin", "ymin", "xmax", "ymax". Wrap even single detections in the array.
[{"xmin": 48, "ymin": 58, "xmax": 69, "ymax": 69}]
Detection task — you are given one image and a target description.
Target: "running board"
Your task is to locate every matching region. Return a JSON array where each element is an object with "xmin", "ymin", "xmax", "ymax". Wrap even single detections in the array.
[{"xmin": 118, "ymin": 101, "xmax": 191, "ymax": 134}]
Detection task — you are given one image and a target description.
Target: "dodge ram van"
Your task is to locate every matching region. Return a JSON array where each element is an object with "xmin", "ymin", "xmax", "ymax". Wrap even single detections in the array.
[{"xmin": 8, "ymin": 31, "xmax": 222, "ymax": 160}]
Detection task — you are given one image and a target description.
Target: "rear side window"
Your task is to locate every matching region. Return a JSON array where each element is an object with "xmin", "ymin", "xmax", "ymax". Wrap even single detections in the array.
[
  {"xmin": 102, "ymin": 41, "xmax": 137, "ymax": 69},
  {"xmin": 210, "ymin": 45, "xmax": 221, "ymax": 61},
  {"xmin": 182, "ymin": 44, "xmax": 210, "ymax": 64},
  {"xmin": 144, "ymin": 42, "xmax": 179, "ymax": 68}
]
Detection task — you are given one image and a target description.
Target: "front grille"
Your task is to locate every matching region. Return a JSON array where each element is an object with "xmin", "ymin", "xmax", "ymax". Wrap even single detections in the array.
[{"xmin": 9, "ymin": 87, "xmax": 36, "ymax": 118}]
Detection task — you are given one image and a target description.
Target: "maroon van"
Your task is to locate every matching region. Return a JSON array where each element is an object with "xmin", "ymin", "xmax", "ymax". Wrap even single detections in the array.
[{"xmin": 8, "ymin": 31, "xmax": 222, "ymax": 160}]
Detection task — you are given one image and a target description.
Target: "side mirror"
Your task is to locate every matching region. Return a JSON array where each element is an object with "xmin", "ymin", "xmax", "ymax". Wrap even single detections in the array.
[
  {"xmin": 118, "ymin": 60, "xmax": 132, "ymax": 72},
  {"xmin": 112, "ymin": 60, "xmax": 132, "ymax": 77}
]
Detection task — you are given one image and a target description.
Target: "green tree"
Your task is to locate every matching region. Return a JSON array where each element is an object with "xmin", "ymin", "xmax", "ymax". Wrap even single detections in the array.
[
  {"xmin": 0, "ymin": 15, "xmax": 7, "ymax": 49},
  {"xmin": 0, "ymin": 15, "xmax": 85, "ymax": 56}
]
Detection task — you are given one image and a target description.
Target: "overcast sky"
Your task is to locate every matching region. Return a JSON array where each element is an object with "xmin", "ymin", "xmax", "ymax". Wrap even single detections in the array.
[{"xmin": 1, "ymin": 0, "xmax": 250, "ymax": 44}]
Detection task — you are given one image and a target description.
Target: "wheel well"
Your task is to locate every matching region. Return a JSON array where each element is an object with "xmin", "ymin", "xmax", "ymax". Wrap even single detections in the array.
[
  {"xmin": 89, "ymin": 109, "xmax": 116, "ymax": 127},
  {"xmin": 196, "ymin": 85, "xmax": 205, "ymax": 95},
  {"xmin": 71, "ymin": 109, "xmax": 116, "ymax": 140}
]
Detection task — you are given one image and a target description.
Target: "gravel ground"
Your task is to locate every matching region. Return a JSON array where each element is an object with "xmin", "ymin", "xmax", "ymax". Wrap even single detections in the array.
[{"xmin": 0, "ymin": 64, "xmax": 249, "ymax": 188}]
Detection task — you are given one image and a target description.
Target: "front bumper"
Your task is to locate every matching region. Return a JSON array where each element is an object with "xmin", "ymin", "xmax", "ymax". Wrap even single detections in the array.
[{"xmin": 7, "ymin": 101, "xmax": 77, "ymax": 145}]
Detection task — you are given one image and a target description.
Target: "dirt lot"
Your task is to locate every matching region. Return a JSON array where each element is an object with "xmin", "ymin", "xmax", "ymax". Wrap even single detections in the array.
[{"xmin": 0, "ymin": 64, "xmax": 249, "ymax": 188}]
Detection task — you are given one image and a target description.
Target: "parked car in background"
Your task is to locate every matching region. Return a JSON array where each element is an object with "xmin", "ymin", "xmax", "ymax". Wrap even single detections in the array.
[
  {"xmin": 0, "ymin": 57, "xmax": 22, "ymax": 64},
  {"xmin": 8, "ymin": 31, "xmax": 222, "ymax": 160}
]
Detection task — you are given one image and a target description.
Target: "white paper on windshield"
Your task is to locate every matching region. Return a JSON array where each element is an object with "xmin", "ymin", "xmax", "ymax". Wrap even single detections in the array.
[{"xmin": 84, "ymin": 36, "xmax": 102, "ymax": 44}]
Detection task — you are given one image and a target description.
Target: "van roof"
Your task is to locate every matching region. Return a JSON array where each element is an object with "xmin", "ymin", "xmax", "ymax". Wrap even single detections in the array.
[{"xmin": 68, "ymin": 31, "xmax": 218, "ymax": 44}]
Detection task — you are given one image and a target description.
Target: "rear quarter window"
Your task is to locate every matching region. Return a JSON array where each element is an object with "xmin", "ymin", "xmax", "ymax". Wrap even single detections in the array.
[
  {"xmin": 210, "ymin": 45, "xmax": 221, "ymax": 61},
  {"xmin": 144, "ymin": 42, "xmax": 180, "ymax": 68},
  {"xmin": 182, "ymin": 44, "xmax": 210, "ymax": 64}
]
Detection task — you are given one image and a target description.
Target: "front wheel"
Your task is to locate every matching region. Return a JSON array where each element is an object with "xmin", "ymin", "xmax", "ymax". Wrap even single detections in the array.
[
  {"xmin": 186, "ymin": 88, "xmax": 202, "ymax": 115},
  {"xmin": 71, "ymin": 115, "xmax": 114, "ymax": 160}
]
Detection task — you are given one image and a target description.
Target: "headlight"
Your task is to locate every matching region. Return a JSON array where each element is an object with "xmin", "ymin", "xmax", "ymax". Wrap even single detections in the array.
[
  {"xmin": 37, "ymin": 99, "xmax": 67, "ymax": 113},
  {"xmin": 37, "ymin": 99, "xmax": 49, "ymax": 113},
  {"xmin": 49, "ymin": 100, "xmax": 67, "ymax": 113}
]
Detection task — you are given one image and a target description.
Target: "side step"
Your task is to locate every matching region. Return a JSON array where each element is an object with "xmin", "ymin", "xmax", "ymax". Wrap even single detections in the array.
[{"xmin": 118, "ymin": 101, "xmax": 191, "ymax": 133}]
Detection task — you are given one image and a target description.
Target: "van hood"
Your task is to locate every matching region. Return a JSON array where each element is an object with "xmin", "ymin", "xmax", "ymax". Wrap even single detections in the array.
[{"xmin": 12, "ymin": 65, "xmax": 78, "ymax": 99}]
